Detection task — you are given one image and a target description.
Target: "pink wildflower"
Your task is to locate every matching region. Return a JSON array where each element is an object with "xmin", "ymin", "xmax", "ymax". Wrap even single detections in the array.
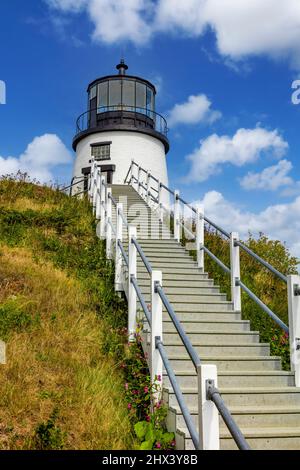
[
  {"xmin": 156, "ymin": 442, "xmax": 161, "ymax": 449},
  {"xmin": 127, "ymin": 403, "xmax": 132, "ymax": 410},
  {"xmin": 144, "ymin": 386, "xmax": 149, "ymax": 393}
]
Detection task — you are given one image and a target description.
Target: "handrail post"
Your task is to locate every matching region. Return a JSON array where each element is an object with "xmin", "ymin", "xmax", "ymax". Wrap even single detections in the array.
[
  {"xmin": 196, "ymin": 206, "xmax": 204, "ymax": 271},
  {"xmin": 158, "ymin": 182, "xmax": 163, "ymax": 222},
  {"xmin": 146, "ymin": 172, "xmax": 151, "ymax": 206},
  {"xmin": 106, "ymin": 188, "xmax": 112, "ymax": 259},
  {"xmin": 100, "ymin": 176, "xmax": 106, "ymax": 239},
  {"xmin": 230, "ymin": 232, "xmax": 241, "ymax": 311},
  {"xmin": 151, "ymin": 271, "xmax": 163, "ymax": 402},
  {"xmin": 93, "ymin": 167, "xmax": 98, "ymax": 213},
  {"xmin": 174, "ymin": 190, "xmax": 180, "ymax": 242},
  {"xmin": 287, "ymin": 275, "xmax": 300, "ymax": 387},
  {"xmin": 95, "ymin": 169, "xmax": 101, "ymax": 220},
  {"xmin": 130, "ymin": 160, "xmax": 134, "ymax": 187},
  {"xmin": 137, "ymin": 166, "xmax": 141, "ymax": 196},
  {"xmin": 89, "ymin": 158, "xmax": 95, "ymax": 202},
  {"xmin": 128, "ymin": 226, "xmax": 137, "ymax": 342},
  {"xmin": 115, "ymin": 203, "xmax": 124, "ymax": 292},
  {"xmin": 197, "ymin": 364, "xmax": 220, "ymax": 450}
]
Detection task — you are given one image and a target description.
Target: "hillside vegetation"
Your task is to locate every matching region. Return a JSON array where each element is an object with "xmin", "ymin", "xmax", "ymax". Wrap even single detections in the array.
[
  {"xmin": 0, "ymin": 175, "xmax": 134, "ymax": 450},
  {"xmin": 198, "ymin": 228, "xmax": 298, "ymax": 368}
]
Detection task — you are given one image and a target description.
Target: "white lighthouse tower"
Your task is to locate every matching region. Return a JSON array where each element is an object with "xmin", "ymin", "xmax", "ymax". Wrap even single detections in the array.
[{"xmin": 72, "ymin": 60, "xmax": 169, "ymax": 192}]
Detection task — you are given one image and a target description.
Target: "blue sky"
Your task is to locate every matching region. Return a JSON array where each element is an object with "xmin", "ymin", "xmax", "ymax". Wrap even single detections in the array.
[{"xmin": 1, "ymin": 0, "xmax": 300, "ymax": 255}]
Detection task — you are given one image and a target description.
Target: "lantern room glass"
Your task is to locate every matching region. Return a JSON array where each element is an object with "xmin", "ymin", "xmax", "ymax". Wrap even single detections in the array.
[{"xmin": 92, "ymin": 78, "xmax": 155, "ymax": 115}]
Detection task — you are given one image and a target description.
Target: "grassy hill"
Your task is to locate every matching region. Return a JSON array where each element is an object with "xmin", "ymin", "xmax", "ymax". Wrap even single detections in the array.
[
  {"xmin": 0, "ymin": 175, "xmax": 134, "ymax": 450},
  {"xmin": 0, "ymin": 174, "xmax": 298, "ymax": 450}
]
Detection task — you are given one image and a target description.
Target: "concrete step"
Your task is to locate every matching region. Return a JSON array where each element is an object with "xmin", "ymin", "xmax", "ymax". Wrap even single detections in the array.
[
  {"xmin": 161, "ymin": 319, "xmax": 251, "ymax": 333},
  {"xmin": 139, "ymin": 299, "xmax": 234, "ymax": 312},
  {"xmin": 164, "ymin": 386, "xmax": 300, "ymax": 409},
  {"xmin": 162, "ymin": 311, "xmax": 242, "ymax": 321},
  {"xmin": 163, "ymin": 342, "xmax": 270, "ymax": 357},
  {"xmin": 139, "ymin": 291, "xmax": 227, "ymax": 302},
  {"xmin": 166, "ymin": 355, "xmax": 282, "ymax": 372},
  {"xmin": 138, "ymin": 283, "xmax": 219, "ymax": 294},
  {"xmin": 137, "ymin": 259, "xmax": 198, "ymax": 267},
  {"xmin": 176, "ymin": 425, "xmax": 300, "ymax": 450},
  {"xmin": 137, "ymin": 270, "xmax": 207, "ymax": 279},
  {"xmin": 168, "ymin": 403, "xmax": 300, "ymax": 433},
  {"xmin": 137, "ymin": 266, "xmax": 207, "ymax": 275},
  {"xmin": 162, "ymin": 332, "xmax": 260, "ymax": 344},
  {"xmin": 163, "ymin": 370, "xmax": 294, "ymax": 388}
]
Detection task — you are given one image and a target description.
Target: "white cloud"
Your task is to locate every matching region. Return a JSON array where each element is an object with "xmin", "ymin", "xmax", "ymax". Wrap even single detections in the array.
[
  {"xmin": 167, "ymin": 94, "xmax": 221, "ymax": 127},
  {"xmin": 240, "ymin": 159, "xmax": 293, "ymax": 191},
  {"xmin": 155, "ymin": 0, "xmax": 207, "ymax": 36},
  {"xmin": 46, "ymin": 0, "xmax": 88, "ymax": 12},
  {"xmin": 186, "ymin": 127, "xmax": 288, "ymax": 182},
  {"xmin": 45, "ymin": 0, "xmax": 300, "ymax": 68},
  {"xmin": 46, "ymin": 0, "xmax": 153, "ymax": 45},
  {"xmin": 0, "ymin": 134, "xmax": 72, "ymax": 183},
  {"xmin": 193, "ymin": 190, "xmax": 300, "ymax": 258},
  {"xmin": 156, "ymin": 0, "xmax": 300, "ymax": 68}
]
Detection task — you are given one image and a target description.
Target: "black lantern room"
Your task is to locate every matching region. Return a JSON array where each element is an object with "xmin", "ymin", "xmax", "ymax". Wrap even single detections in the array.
[{"xmin": 73, "ymin": 60, "xmax": 169, "ymax": 152}]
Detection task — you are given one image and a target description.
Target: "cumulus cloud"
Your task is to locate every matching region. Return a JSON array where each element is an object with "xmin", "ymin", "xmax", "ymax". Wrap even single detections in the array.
[
  {"xmin": 46, "ymin": 0, "xmax": 153, "ymax": 45},
  {"xmin": 167, "ymin": 94, "xmax": 221, "ymax": 127},
  {"xmin": 185, "ymin": 127, "xmax": 288, "ymax": 182},
  {"xmin": 193, "ymin": 190, "xmax": 300, "ymax": 258},
  {"xmin": 0, "ymin": 134, "xmax": 72, "ymax": 183},
  {"xmin": 45, "ymin": 0, "xmax": 300, "ymax": 68},
  {"xmin": 240, "ymin": 159, "xmax": 293, "ymax": 191}
]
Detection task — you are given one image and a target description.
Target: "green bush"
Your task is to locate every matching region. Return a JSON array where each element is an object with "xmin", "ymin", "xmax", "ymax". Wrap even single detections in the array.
[{"xmin": 34, "ymin": 408, "xmax": 66, "ymax": 450}]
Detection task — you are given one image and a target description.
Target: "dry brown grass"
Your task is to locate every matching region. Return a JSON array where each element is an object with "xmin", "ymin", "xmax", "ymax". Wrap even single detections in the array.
[
  {"xmin": 0, "ymin": 197, "xmax": 57, "ymax": 212},
  {"xmin": 0, "ymin": 246, "xmax": 134, "ymax": 450}
]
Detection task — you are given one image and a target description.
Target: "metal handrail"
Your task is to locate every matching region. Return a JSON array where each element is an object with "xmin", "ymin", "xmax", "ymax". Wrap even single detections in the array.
[
  {"xmin": 73, "ymin": 190, "xmax": 86, "ymax": 197},
  {"xmin": 60, "ymin": 178, "xmax": 85, "ymax": 193},
  {"xmin": 131, "ymin": 237, "xmax": 153, "ymax": 275},
  {"xmin": 108, "ymin": 193, "xmax": 117, "ymax": 207},
  {"xmin": 131, "ymin": 275, "xmax": 151, "ymax": 325},
  {"xmin": 206, "ymin": 381, "xmax": 251, "ymax": 450},
  {"xmin": 139, "ymin": 181, "xmax": 148, "ymax": 193},
  {"xmin": 118, "ymin": 240, "xmax": 129, "ymax": 268},
  {"xmin": 160, "ymin": 182, "xmax": 175, "ymax": 196},
  {"xmin": 155, "ymin": 283, "xmax": 201, "ymax": 369},
  {"xmin": 235, "ymin": 240, "xmax": 287, "ymax": 283},
  {"xmin": 75, "ymin": 105, "xmax": 168, "ymax": 138},
  {"xmin": 118, "ymin": 208, "xmax": 129, "ymax": 229},
  {"xmin": 178, "ymin": 219, "xmax": 195, "ymax": 241},
  {"xmin": 156, "ymin": 338, "xmax": 200, "ymax": 449},
  {"xmin": 202, "ymin": 246, "xmax": 231, "ymax": 275},
  {"xmin": 124, "ymin": 164, "xmax": 132, "ymax": 184},
  {"xmin": 236, "ymin": 279, "xmax": 289, "ymax": 333},
  {"xmin": 108, "ymin": 218, "xmax": 117, "ymax": 237}
]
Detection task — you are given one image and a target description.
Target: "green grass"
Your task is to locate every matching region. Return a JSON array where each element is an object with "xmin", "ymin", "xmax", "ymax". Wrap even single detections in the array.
[{"xmin": 0, "ymin": 175, "xmax": 134, "ymax": 450}]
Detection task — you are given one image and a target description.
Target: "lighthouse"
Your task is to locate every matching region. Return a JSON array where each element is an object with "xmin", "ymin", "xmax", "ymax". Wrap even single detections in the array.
[{"xmin": 72, "ymin": 60, "xmax": 169, "ymax": 193}]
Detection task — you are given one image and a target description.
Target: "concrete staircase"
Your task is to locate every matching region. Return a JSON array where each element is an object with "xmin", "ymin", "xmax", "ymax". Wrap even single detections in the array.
[{"xmin": 111, "ymin": 184, "xmax": 300, "ymax": 450}]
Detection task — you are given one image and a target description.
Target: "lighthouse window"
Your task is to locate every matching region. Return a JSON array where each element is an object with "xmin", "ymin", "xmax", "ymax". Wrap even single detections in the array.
[
  {"xmin": 146, "ymin": 87, "xmax": 154, "ymax": 113},
  {"xmin": 123, "ymin": 80, "xmax": 135, "ymax": 108},
  {"xmin": 90, "ymin": 86, "xmax": 97, "ymax": 101},
  {"xmin": 91, "ymin": 143, "xmax": 111, "ymax": 161},
  {"xmin": 98, "ymin": 82, "xmax": 108, "ymax": 110},
  {"xmin": 136, "ymin": 82, "xmax": 146, "ymax": 110},
  {"xmin": 109, "ymin": 80, "xmax": 122, "ymax": 107}
]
